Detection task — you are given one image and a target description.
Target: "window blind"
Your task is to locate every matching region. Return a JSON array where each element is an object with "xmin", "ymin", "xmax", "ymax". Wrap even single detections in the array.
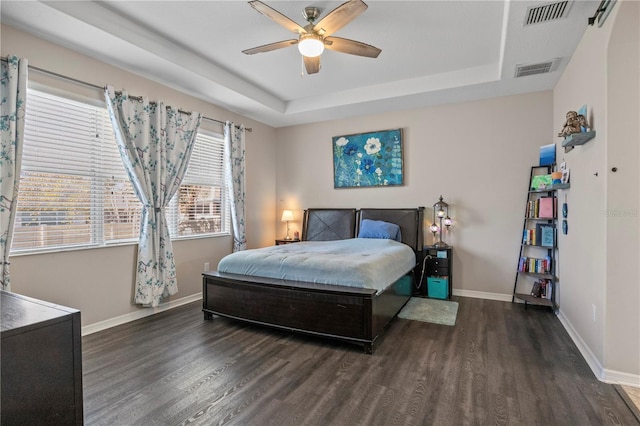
[
  {"xmin": 167, "ymin": 131, "xmax": 229, "ymax": 238},
  {"xmin": 13, "ymin": 89, "xmax": 139, "ymax": 251},
  {"xmin": 11, "ymin": 88, "xmax": 228, "ymax": 254}
]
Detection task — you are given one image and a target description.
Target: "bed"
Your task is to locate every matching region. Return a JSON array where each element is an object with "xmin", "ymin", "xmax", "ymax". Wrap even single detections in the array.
[{"xmin": 202, "ymin": 207, "xmax": 425, "ymax": 353}]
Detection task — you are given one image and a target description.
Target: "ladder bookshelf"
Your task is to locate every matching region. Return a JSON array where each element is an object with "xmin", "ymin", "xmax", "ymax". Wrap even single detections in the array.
[{"xmin": 512, "ymin": 165, "xmax": 568, "ymax": 309}]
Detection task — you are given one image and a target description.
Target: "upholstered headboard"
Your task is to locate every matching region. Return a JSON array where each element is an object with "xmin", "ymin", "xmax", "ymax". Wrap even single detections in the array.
[
  {"xmin": 358, "ymin": 207, "xmax": 425, "ymax": 253},
  {"xmin": 302, "ymin": 207, "xmax": 425, "ymax": 254},
  {"xmin": 302, "ymin": 209, "xmax": 357, "ymax": 241}
]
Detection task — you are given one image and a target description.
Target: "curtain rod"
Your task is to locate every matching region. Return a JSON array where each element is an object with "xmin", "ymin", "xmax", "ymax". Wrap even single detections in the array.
[{"xmin": 1, "ymin": 56, "xmax": 251, "ymax": 132}]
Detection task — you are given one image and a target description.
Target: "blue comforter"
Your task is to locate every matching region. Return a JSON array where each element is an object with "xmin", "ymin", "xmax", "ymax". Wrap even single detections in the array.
[{"xmin": 217, "ymin": 238, "xmax": 416, "ymax": 293}]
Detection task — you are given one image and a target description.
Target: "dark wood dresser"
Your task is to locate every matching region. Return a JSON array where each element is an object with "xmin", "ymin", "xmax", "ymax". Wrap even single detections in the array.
[{"xmin": 1, "ymin": 290, "xmax": 83, "ymax": 425}]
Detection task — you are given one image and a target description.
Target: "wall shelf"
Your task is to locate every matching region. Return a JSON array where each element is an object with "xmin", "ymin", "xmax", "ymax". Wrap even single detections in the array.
[
  {"xmin": 529, "ymin": 182, "xmax": 570, "ymax": 193},
  {"xmin": 549, "ymin": 182, "xmax": 570, "ymax": 190},
  {"xmin": 562, "ymin": 131, "xmax": 596, "ymax": 152},
  {"xmin": 513, "ymin": 293, "xmax": 554, "ymax": 307}
]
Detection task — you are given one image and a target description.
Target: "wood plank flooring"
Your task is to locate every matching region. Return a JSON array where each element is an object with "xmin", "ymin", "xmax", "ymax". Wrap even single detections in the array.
[
  {"xmin": 618, "ymin": 385, "xmax": 640, "ymax": 422},
  {"xmin": 622, "ymin": 386, "xmax": 640, "ymax": 410},
  {"xmin": 82, "ymin": 297, "xmax": 638, "ymax": 425}
]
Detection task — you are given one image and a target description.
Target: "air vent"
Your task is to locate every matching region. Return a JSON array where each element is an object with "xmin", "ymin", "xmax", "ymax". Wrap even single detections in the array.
[
  {"xmin": 524, "ymin": 1, "xmax": 570, "ymax": 25},
  {"xmin": 514, "ymin": 59, "xmax": 559, "ymax": 78}
]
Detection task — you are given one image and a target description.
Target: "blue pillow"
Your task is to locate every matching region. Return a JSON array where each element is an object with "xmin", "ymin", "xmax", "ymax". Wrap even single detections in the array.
[{"xmin": 358, "ymin": 219, "xmax": 402, "ymax": 242}]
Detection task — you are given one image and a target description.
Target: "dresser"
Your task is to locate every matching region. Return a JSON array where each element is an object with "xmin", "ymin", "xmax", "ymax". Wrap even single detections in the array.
[{"xmin": 1, "ymin": 291, "xmax": 83, "ymax": 425}]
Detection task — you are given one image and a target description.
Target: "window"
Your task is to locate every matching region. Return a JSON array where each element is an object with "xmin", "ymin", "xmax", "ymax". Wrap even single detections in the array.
[
  {"xmin": 167, "ymin": 131, "xmax": 229, "ymax": 238},
  {"xmin": 11, "ymin": 88, "xmax": 228, "ymax": 254}
]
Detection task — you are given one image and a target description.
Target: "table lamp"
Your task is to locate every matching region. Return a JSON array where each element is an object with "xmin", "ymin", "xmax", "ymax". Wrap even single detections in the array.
[{"xmin": 281, "ymin": 210, "xmax": 294, "ymax": 240}]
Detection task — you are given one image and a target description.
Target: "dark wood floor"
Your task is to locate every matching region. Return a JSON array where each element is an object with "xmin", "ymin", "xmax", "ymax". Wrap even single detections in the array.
[{"xmin": 82, "ymin": 297, "xmax": 638, "ymax": 425}]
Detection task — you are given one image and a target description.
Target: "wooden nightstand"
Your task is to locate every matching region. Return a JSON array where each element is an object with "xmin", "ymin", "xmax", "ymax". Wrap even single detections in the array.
[
  {"xmin": 422, "ymin": 246, "xmax": 453, "ymax": 299},
  {"xmin": 275, "ymin": 239, "xmax": 300, "ymax": 245}
]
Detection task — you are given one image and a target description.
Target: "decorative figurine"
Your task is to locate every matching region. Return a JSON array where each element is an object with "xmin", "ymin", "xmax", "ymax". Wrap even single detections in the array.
[
  {"xmin": 558, "ymin": 110, "xmax": 581, "ymax": 138},
  {"xmin": 577, "ymin": 114, "xmax": 590, "ymax": 132}
]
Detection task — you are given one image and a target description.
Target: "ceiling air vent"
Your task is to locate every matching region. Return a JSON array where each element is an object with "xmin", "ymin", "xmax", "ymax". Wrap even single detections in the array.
[
  {"xmin": 514, "ymin": 59, "xmax": 560, "ymax": 78},
  {"xmin": 524, "ymin": 1, "xmax": 570, "ymax": 25}
]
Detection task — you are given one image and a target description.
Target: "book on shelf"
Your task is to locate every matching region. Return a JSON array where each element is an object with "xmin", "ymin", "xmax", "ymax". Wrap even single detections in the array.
[
  {"xmin": 536, "ymin": 223, "xmax": 556, "ymax": 247},
  {"xmin": 523, "ymin": 229, "xmax": 537, "ymax": 245},
  {"xmin": 531, "ymin": 174, "xmax": 552, "ymax": 190},
  {"xmin": 518, "ymin": 256, "xmax": 552, "ymax": 274},
  {"xmin": 531, "ymin": 278, "xmax": 552, "ymax": 298},
  {"xmin": 526, "ymin": 197, "xmax": 557, "ymax": 219},
  {"xmin": 538, "ymin": 197, "xmax": 556, "ymax": 218}
]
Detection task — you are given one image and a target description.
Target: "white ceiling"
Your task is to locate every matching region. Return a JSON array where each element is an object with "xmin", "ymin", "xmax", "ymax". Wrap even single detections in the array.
[{"xmin": 1, "ymin": 0, "xmax": 598, "ymax": 128}]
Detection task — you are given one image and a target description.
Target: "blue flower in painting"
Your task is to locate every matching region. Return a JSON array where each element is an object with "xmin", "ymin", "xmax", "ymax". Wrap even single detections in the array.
[
  {"xmin": 344, "ymin": 143, "xmax": 358, "ymax": 156},
  {"xmin": 360, "ymin": 158, "xmax": 375, "ymax": 174},
  {"xmin": 335, "ymin": 137, "xmax": 349, "ymax": 147}
]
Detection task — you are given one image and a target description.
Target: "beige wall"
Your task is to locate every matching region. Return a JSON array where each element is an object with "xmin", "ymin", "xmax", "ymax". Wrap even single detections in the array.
[
  {"xmin": 552, "ymin": 5, "xmax": 609, "ymax": 368},
  {"xmin": 605, "ymin": 0, "xmax": 640, "ymax": 378},
  {"xmin": 1, "ymin": 24, "xmax": 277, "ymax": 326},
  {"xmin": 554, "ymin": 0, "xmax": 640, "ymax": 380},
  {"xmin": 275, "ymin": 92, "xmax": 554, "ymax": 298}
]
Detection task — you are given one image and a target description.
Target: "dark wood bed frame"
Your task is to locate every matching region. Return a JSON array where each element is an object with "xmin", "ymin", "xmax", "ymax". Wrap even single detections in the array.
[{"xmin": 202, "ymin": 207, "xmax": 424, "ymax": 353}]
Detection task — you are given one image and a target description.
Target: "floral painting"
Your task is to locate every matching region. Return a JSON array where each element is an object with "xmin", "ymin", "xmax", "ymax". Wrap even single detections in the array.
[{"xmin": 332, "ymin": 129, "xmax": 403, "ymax": 188}]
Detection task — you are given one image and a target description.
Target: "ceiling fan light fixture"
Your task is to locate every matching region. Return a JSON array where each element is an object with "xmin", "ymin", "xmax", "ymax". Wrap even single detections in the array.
[{"xmin": 298, "ymin": 34, "xmax": 324, "ymax": 57}]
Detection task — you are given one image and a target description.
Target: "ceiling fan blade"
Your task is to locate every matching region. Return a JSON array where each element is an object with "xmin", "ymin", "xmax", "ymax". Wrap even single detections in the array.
[
  {"xmin": 304, "ymin": 56, "xmax": 321, "ymax": 74},
  {"xmin": 249, "ymin": 1, "xmax": 305, "ymax": 34},
  {"xmin": 313, "ymin": 0, "xmax": 367, "ymax": 36},
  {"xmin": 324, "ymin": 36, "xmax": 381, "ymax": 58},
  {"xmin": 242, "ymin": 39, "xmax": 298, "ymax": 55}
]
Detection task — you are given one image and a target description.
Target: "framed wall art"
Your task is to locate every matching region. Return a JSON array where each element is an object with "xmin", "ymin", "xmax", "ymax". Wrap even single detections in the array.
[{"xmin": 332, "ymin": 128, "xmax": 403, "ymax": 188}]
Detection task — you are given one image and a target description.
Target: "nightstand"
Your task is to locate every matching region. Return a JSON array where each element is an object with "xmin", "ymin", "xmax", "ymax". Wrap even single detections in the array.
[
  {"xmin": 422, "ymin": 246, "xmax": 453, "ymax": 299},
  {"xmin": 275, "ymin": 239, "xmax": 300, "ymax": 245}
]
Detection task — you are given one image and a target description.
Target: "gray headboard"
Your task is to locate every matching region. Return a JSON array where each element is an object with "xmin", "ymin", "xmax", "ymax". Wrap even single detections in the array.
[
  {"xmin": 302, "ymin": 209, "xmax": 357, "ymax": 241},
  {"xmin": 358, "ymin": 207, "xmax": 425, "ymax": 253},
  {"xmin": 302, "ymin": 207, "xmax": 425, "ymax": 254}
]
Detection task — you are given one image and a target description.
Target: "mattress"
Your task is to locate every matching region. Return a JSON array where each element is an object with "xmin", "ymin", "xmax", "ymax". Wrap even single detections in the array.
[{"xmin": 217, "ymin": 238, "xmax": 416, "ymax": 293}]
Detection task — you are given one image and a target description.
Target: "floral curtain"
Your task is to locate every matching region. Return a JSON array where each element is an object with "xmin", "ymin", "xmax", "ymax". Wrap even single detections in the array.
[
  {"xmin": 0, "ymin": 56, "xmax": 27, "ymax": 291},
  {"xmin": 224, "ymin": 122, "xmax": 246, "ymax": 252},
  {"xmin": 105, "ymin": 86, "xmax": 201, "ymax": 307}
]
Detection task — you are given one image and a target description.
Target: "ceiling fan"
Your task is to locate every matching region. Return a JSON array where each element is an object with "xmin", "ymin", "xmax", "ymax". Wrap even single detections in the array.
[{"xmin": 242, "ymin": 0, "xmax": 381, "ymax": 75}]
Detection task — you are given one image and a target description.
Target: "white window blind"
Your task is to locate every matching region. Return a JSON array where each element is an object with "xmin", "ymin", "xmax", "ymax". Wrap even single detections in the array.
[
  {"xmin": 11, "ymin": 88, "xmax": 228, "ymax": 254},
  {"xmin": 167, "ymin": 131, "xmax": 229, "ymax": 238}
]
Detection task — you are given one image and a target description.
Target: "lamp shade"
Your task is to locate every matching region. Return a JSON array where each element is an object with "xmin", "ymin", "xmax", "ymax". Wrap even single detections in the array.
[
  {"xmin": 281, "ymin": 210, "xmax": 293, "ymax": 222},
  {"xmin": 298, "ymin": 34, "xmax": 324, "ymax": 57}
]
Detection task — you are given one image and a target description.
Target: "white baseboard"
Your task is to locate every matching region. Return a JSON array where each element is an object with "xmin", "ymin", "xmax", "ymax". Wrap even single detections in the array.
[
  {"xmin": 556, "ymin": 309, "xmax": 640, "ymax": 386},
  {"xmin": 556, "ymin": 309, "xmax": 606, "ymax": 381},
  {"xmin": 604, "ymin": 369, "xmax": 640, "ymax": 387},
  {"xmin": 81, "ymin": 293, "xmax": 202, "ymax": 336},
  {"xmin": 452, "ymin": 288, "xmax": 513, "ymax": 302}
]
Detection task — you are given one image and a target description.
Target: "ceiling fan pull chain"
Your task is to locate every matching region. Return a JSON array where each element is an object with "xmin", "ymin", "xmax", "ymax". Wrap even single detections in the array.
[{"xmin": 301, "ymin": 55, "xmax": 305, "ymax": 77}]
